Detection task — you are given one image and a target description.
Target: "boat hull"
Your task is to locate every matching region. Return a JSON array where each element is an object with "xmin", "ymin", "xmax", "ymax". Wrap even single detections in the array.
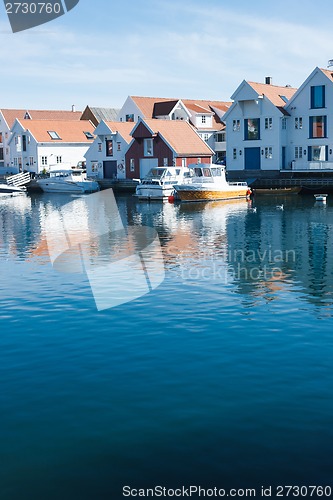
[
  {"xmin": 37, "ymin": 181, "xmax": 84, "ymax": 194},
  {"xmin": 174, "ymin": 186, "xmax": 249, "ymax": 202},
  {"xmin": 135, "ymin": 185, "xmax": 175, "ymax": 200}
]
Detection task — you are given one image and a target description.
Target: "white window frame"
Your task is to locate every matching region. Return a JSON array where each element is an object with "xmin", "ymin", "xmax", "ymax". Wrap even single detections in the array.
[
  {"xmin": 295, "ymin": 146, "xmax": 302, "ymax": 159},
  {"xmin": 130, "ymin": 158, "xmax": 135, "ymax": 172},
  {"xmin": 201, "ymin": 116, "xmax": 206, "ymax": 124},
  {"xmin": 265, "ymin": 117, "xmax": 273, "ymax": 130},
  {"xmin": 295, "ymin": 117, "xmax": 303, "ymax": 130},
  {"xmin": 144, "ymin": 138, "xmax": 153, "ymax": 157},
  {"xmin": 265, "ymin": 147, "xmax": 273, "ymax": 159},
  {"xmin": 282, "ymin": 118, "xmax": 287, "ymax": 130},
  {"xmin": 233, "ymin": 119, "xmax": 240, "ymax": 132},
  {"xmin": 41, "ymin": 156, "xmax": 48, "ymax": 166}
]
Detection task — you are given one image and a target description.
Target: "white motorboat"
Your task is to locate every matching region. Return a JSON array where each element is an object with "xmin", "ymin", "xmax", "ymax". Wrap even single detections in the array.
[
  {"xmin": 173, "ymin": 164, "xmax": 251, "ymax": 202},
  {"xmin": 37, "ymin": 169, "xmax": 100, "ymax": 194},
  {"xmin": 135, "ymin": 167, "xmax": 185, "ymax": 200},
  {"xmin": 314, "ymin": 193, "xmax": 328, "ymax": 202},
  {"xmin": 0, "ymin": 183, "xmax": 27, "ymax": 196}
]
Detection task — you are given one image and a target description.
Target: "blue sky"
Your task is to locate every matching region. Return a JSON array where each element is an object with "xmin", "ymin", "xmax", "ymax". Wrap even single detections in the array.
[{"xmin": 0, "ymin": 0, "xmax": 333, "ymax": 111}]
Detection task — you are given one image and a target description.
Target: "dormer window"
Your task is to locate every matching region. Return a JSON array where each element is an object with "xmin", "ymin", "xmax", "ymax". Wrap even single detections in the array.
[
  {"xmin": 201, "ymin": 116, "xmax": 206, "ymax": 124},
  {"xmin": 84, "ymin": 131, "xmax": 94, "ymax": 140},
  {"xmin": 48, "ymin": 131, "xmax": 61, "ymax": 140}
]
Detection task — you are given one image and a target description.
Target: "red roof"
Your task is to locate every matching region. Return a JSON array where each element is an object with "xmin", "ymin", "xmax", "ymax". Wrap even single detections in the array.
[
  {"xmin": 1, "ymin": 109, "xmax": 82, "ymax": 129},
  {"xmin": 17, "ymin": 119, "xmax": 95, "ymax": 143}
]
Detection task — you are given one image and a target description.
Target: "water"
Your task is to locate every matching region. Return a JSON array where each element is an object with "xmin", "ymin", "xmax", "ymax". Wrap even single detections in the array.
[{"xmin": 1, "ymin": 192, "xmax": 333, "ymax": 499}]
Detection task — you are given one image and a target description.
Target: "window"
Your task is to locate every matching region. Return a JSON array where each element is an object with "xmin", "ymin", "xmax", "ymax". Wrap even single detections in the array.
[
  {"xmin": 144, "ymin": 138, "xmax": 153, "ymax": 156},
  {"xmin": 215, "ymin": 133, "xmax": 226, "ymax": 142},
  {"xmin": 244, "ymin": 118, "xmax": 260, "ymax": 140},
  {"xmin": 130, "ymin": 158, "xmax": 135, "ymax": 172},
  {"xmin": 56, "ymin": 156, "xmax": 62, "ymax": 163},
  {"xmin": 309, "ymin": 116, "xmax": 327, "ymax": 138},
  {"xmin": 201, "ymin": 116, "xmax": 206, "ymax": 124},
  {"xmin": 295, "ymin": 147, "xmax": 302, "ymax": 159},
  {"xmin": 41, "ymin": 156, "xmax": 48, "ymax": 166},
  {"xmin": 98, "ymin": 143, "xmax": 102, "ymax": 152},
  {"xmin": 0, "ymin": 149, "xmax": 3, "ymax": 161},
  {"xmin": 163, "ymin": 157, "xmax": 168, "ymax": 166},
  {"xmin": 232, "ymin": 119, "xmax": 240, "ymax": 132},
  {"xmin": 126, "ymin": 114, "xmax": 134, "ymax": 122},
  {"xmin": 117, "ymin": 142, "xmax": 121, "ymax": 151},
  {"xmin": 233, "ymin": 148, "xmax": 237, "ymax": 160},
  {"xmin": 311, "ymin": 85, "xmax": 325, "ymax": 109},
  {"xmin": 48, "ymin": 131, "xmax": 61, "ymax": 140},
  {"xmin": 308, "ymin": 145, "xmax": 327, "ymax": 161},
  {"xmin": 282, "ymin": 118, "xmax": 287, "ymax": 130},
  {"xmin": 265, "ymin": 117, "xmax": 273, "ymax": 130},
  {"xmin": 22, "ymin": 135, "xmax": 27, "ymax": 152},
  {"xmin": 295, "ymin": 117, "xmax": 302, "ymax": 129},
  {"xmin": 106, "ymin": 140, "xmax": 113, "ymax": 156},
  {"xmin": 84, "ymin": 131, "xmax": 94, "ymax": 140},
  {"xmin": 0, "ymin": 133, "xmax": 2, "ymax": 143},
  {"xmin": 279, "ymin": 95, "xmax": 289, "ymax": 104},
  {"xmin": 265, "ymin": 147, "xmax": 273, "ymax": 159},
  {"xmin": 204, "ymin": 133, "xmax": 209, "ymax": 142},
  {"xmin": 14, "ymin": 158, "xmax": 18, "ymax": 167},
  {"xmin": 29, "ymin": 157, "xmax": 34, "ymax": 166}
]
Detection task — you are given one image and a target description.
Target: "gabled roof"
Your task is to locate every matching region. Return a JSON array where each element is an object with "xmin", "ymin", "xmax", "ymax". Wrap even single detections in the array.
[
  {"xmin": 130, "ymin": 96, "xmax": 231, "ymax": 121},
  {"xmin": 246, "ymin": 82, "xmax": 297, "ymax": 107},
  {"xmin": 101, "ymin": 121, "xmax": 135, "ymax": 144},
  {"xmin": 16, "ymin": 120, "xmax": 95, "ymax": 143},
  {"xmin": 133, "ymin": 119, "xmax": 213, "ymax": 156},
  {"xmin": 87, "ymin": 107, "xmax": 120, "ymax": 122},
  {"xmin": 0, "ymin": 109, "xmax": 82, "ymax": 129},
  {"xmin": 318, "ymin": 68, "xmax": 333, "ymax": 82}
]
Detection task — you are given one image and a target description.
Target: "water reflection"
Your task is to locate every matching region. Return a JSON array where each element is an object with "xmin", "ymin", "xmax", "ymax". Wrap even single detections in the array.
[{"xmin": 1, "ymin": 192, "xmax": 333, "ymax": 309}]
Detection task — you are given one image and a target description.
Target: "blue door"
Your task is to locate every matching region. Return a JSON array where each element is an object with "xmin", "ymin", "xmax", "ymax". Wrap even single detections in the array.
[{"xmin": 245, "ymin": 147, "xmax": 261, "ymax": 170}]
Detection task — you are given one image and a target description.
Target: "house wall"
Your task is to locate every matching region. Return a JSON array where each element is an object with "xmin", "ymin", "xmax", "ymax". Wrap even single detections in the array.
[
  {"xmin": 285, "ymin": 70, "xmax": 333, "ymax": 169},
  {"xmin": 117, "ymin": 97, "xmax": 143, "ymax": 123},
  {"xmin": 0, "ymin": 113, "xmax": 13, "ymax": 172},
  {"xmin": 85, "ymin": 133, "xmax": 128, "ymax": 179},
  {"xmin": 125, "ymin": 135, "xmax": 173, "ymax": 178},
  {"xmin": 225, "ymin": 95, "xmax": 284, "ymax": 171}
]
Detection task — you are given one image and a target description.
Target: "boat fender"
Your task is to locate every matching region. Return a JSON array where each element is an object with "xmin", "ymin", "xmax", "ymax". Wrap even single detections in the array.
[
  {"xmin": 168, "ymin": 195, "xmax": 175, "ymax": 204},
  {"xmin": 246, "ymin": 188, "xmax": 252, "ymax": 198}
]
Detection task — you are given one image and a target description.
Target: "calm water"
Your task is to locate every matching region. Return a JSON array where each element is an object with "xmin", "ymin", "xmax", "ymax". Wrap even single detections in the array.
[{"xmin": 1, "ymin": 192, "xmax": 333, "ymax": 499}]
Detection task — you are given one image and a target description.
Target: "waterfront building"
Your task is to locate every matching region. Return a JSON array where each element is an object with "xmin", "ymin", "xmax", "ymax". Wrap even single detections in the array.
[
  {"xmin": 125, "ymin": 118, "xmax": 214, "ymax": 179},
  {"xmin": 84, "ymin": 120, "xmax": 134, "ymax": 179},
  {"xmin": 118, "ymin": 96, "xmax": 230, "ymax": 162},
  {"xmin": 0, "ymin": 107, "xmax": 82, "ymax": 173},
  {"xmin": 223, "ymin": 77, "xmax": 297, "ymax": 176},
  {"xmin": 8, "ymin": 119, "xmax": 95, "ymax": 174},
  {"xmin": 284, "ymin": 67, "xmax": 333, "ymax": 172}
]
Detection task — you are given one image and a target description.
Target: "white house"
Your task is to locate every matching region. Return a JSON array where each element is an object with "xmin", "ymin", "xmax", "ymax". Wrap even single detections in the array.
[
  {"xmin": 0, "ymin": 108, "xmax": 82, "ymax": 173},
  {"xmin": 284, "ymin": 67, "xmax": 333, "ymax": 171},
  {"xmin": 8, "ymin": 119, "xmax": 95, "ymax": 174},
  {"xmin": 84, "ymin": 121, "xmax": 134, "ymax": 179},
  {"xmin": 117, "ymin": 96, "xmax": 230, "ymax": 163},
  {"xmin": 223, "ymin": 78, "xmax": 297, "ymax": 174}
]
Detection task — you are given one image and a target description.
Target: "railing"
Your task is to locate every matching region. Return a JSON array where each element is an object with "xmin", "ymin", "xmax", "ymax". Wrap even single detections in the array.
[
  {"xmin": 290, "ymin": 161, "xmax": 333, "ymax": 171},
  {"xmin": 6, "ymin": 172, "xmax": 31, "ymax": 187}
]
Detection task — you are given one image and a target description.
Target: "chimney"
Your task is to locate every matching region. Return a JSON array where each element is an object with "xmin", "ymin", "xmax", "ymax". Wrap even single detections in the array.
[
  {"xmin": 72, "ymin": 104, "xmax": 76, "ymax": 112},
  {"xmin": 265, "ymin": 77, "xmax": 272, "ymax": 85}
]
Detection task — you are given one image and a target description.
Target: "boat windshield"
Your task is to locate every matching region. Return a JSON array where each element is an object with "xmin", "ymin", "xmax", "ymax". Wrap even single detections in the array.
[
  {"xmin": 145, "ymin": 168, "xmax": 167, "ymax": 179},
  {"xmin": 210, "ymin": 167, "xmax": 222, "ymax": 177},
  {"xmin": 193, "ymin": 167, "xmax": 212, "ymax": 178}
]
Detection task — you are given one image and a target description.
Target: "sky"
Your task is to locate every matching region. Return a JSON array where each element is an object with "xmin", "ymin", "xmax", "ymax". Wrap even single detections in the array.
[{"xmin": 1, "ymin": 0, "xmax": 333, "ymax": 111}]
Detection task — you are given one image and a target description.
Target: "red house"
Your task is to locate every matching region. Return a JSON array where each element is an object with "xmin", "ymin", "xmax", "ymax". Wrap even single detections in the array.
[{"xmin": 125, "ymin": 118, "xmax": 214, "ymax": 179}]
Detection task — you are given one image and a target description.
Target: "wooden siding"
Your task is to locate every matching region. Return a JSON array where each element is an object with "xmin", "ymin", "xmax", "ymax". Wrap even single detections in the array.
[{"xmin": 125, "ymin": 133, "xmax": 173, "ymax": 178}]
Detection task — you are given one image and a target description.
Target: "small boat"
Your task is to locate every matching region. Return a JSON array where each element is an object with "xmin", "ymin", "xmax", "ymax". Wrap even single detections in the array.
[
  {"xmin": 37, "ymin": 169, "xmax": 100, "ymax": 194},
  {"xmin": 173, "ymin": 164, "xmax": 250, "ymax": 202},
  {"xmin": 314, "ymin": 193, "xmax": 328, "ymax": 202},
  {"xmin": 135, "ymin": 167, "xmax": 185, "ymax": 200},
  {"xmin": 0, "ymin": 183, "xmax": 27, "ymax": 195},
  {"xmin": 253, "ymin": 187, "xmax": 301, "ymax": 195}
]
